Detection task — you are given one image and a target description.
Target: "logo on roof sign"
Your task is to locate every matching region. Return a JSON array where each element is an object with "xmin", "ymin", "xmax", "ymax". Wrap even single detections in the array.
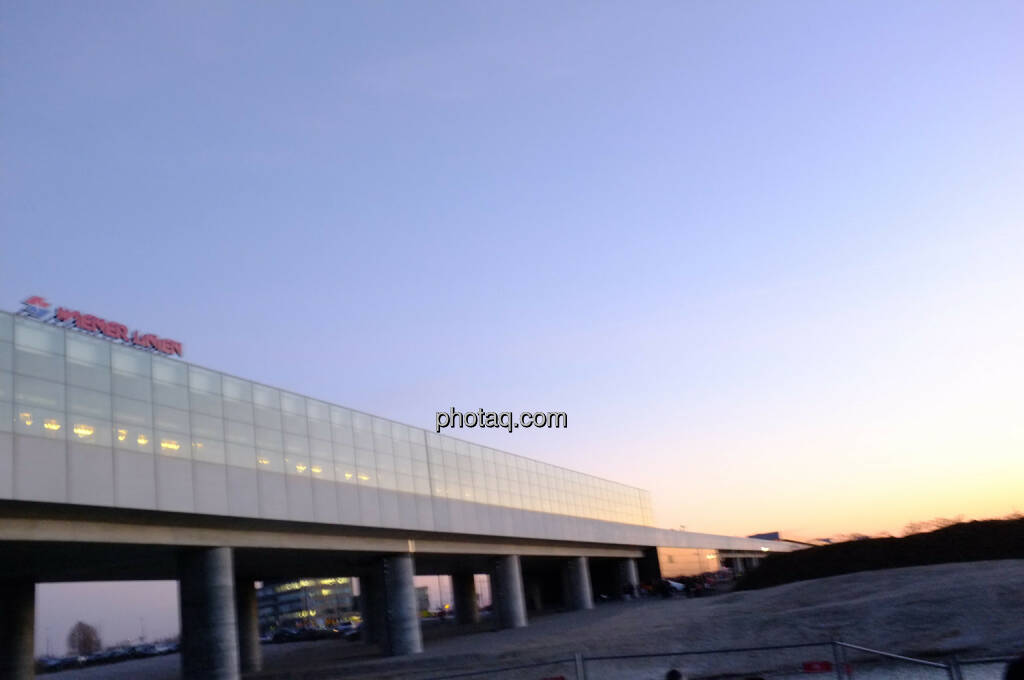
[{"xmin": 17, "ymin": 296, "xmax": 183, "ymax": 357}]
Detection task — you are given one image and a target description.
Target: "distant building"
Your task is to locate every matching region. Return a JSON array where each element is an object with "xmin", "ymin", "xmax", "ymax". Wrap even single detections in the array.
[
  {"xmin": 257, "ymin": 577, "xmax": 356, "ymax": 631},
  {"xmin": 415, "ymin": 586, "xmax": 430, "ymax": 613}
]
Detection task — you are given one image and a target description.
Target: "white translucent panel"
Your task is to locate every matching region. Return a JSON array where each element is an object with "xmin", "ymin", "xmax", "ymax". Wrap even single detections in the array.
[
  {"xmin": 390, "ymin": 422, "xmax": 408, "ymax": 441},
  {"xmin": 114, "ymin": 424, "xmax": 153, "ymax": 453},
  {"xmin": 394, "ymin": 456, "xmax": 412, "ymax": 475},
  {"xmin": 68, "ymin": 417, "xmax": 112, "ymax": 446},
  {"xmin": 14, "ymin": 319, "xmax": 64, "ymax": 355},
  {"xmin": 285, "ymin": 452, "xmax": 310, "ymax": 476},
  {"xmin": 0, "ymin": 341, "xmax": 11, "ymax": 371},
  {"xmin": 441, "ymin": 436, "xmax": 457, "ymax": 453},
  {"xmin": 189, "ymin": 367, "xmax": 220, "ymax": 395},
  {"xmin": 353, "ymin": 428, "xmax": 372, "ymax": 450},
  {"xmin": 351, "ymin": 411, "xmax": 371, "ymax": 431},
  {"xmin": 334, "ymin": 463, "xmax": 356, "ymax": 483},
  {"xmin": 392, "ymin": 439, "xmax": 410, "ymax": 457},
  {"xmin": 332, "ymin": 443, "xmax": 355, "ymax": 463},
  {"xmin": 443, "ymin": 451, "xmax": 457, "ymax": 469},
  {"xmin": 412, "ymin": 460, "xmax": 428, "ymax": 477},
  {"xmin": 67, "ymin": 386, "xmax": 111, "ymax": 419},
  {"xmin": 372, "ymin": 417, "xmax": 390, "ymax": 436},
  {"xmin": 66, "ymin": 334, "xmax": 110, "ymax": 367},
  {"xmin": 280, "ymin": 392, "xmax": 304, "ymax": 415},
  {"xmin": 155, "ymin": 405, "xmax": 190, "ymax": 433},
  {"xmin": 308, "ymin": 419, "xmax": 330, "ymax": 441},
  {"xmin": 226, "ymin": 443, "xmax": 256, "ymax": 469},
  {"xmin": 372, "ymin": 435, "xmax": 392, "ymax": 454},
  {"xmin": 252, "ymin": 384, "xmax": 280, "ymax": 409},
  {"xmin": 253, "ymin": 406, "xmax": 281, "ymax": 430},
  {"xmin": 153, "ymin": 382, "xmax": 188, "ymax": 409},
  {"xmin": 223, "ymin": 398, "xmax": 253, "ymax": 424},
  {"xmin": 152, "ymin": 356, "xmax": 186, "ymax": 385},
  {"xmin": 309, "ymin": 437, "xmax": 331, "ymax": 458},
  {"xmin": 413, "ymin": 476, "xmax": 430, "ymax": 495},
  {"xmin": 355, "ymin": 448, "xmax": 375, "ymax": 468},
  {"xmin": 425, "ymin": 432, "xmax": 442, "ymax": 448},
  {"xmin": 377, "ymin": 470, "xmax": 397, "ymax": 490},
  {"xmin": 329, "ymin": 406, "xmax": 352, "ymax": 426},
  {"xmin": 331, "ymin": 425, "xmax": 353, "ymax": 446},
  {"xmin": 111, "ymin": 346, "xmax": 151, "ymax": 377},
  {"xmin": 284, "ymin": 433, "xmax": 309, "ymax": 456},
  {"xmin": 255, "ymin": 426, "xmax": 283, "ymax": 451},
  {"xmin": 306, "ymin": 398, "xmax": 329, "ymax": 422},
  {"xmin": 256, "ymin": 448, "xmax": 284, "ymax": 473},
  {"xmin": 191, "ymin": 412, "xmax": 224, "ymax": 440},
  {"xmin": 111, "ymin": 396, "xmax": 153, "ymax": 429},
  {"xmin": 407, "ymin": 428, "xmax": 426, "ymax": 446},
  {"xmin": 14, "ymin": 406, "xmax": 64, "ymax": 439},
  {"xmin": 189, "ymin": 391, "xmax": 222, "ymax": 418},
  {"xmin": 396, "ymin": 473, "xmax": 414, "ymax": 493},
  {"xmin": 191, "ymin": 437, "xmax": 225, "ymax": 464},
  {"xmin": 410, "ymin": 443, "xmax": 427, "ymax": 461},
  {"xmin": 112, "ymin": 372, "xmax": 150, "ymax": 401},
  {"xmin": 0, "ymin": 313, "xmax": 11, "ymax": 340},
  {"xmin": 155, "ymin": 431, "xmax": 188, "ymax": 457},
  {"xmin": 225, "ymin": 420, "xmax": 255, "ymax": 445},
  {"xmin": 309, "ymin": 458, "xmax": 332, "ymax": 481},
  {"xmin": 222, "ymin": 376, "xmax": 252, "ymax": 402},
  {"xmin": 14, "ymin": 375, "xmax": 64, "ymax": 410},
  {"xmin": 455, "ymin": 440, "xmax": 469, "ymax": 456},
  {"xmin": 0, "ymin": 371, "xmax": 12, "ymax": 402},
  {"xmin": 376, "ymin": 453, "xmax": 395, "ymax": 470},
  {"xmin": 355, "ymin": 467, "xmax": 376, "ymax": 486},
  {"xmin": 282, "ymin": 413, "xmax": 306, "ymax": 435}
]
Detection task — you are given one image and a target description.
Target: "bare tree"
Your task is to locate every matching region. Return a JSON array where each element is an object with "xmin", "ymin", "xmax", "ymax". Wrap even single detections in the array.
[{"xmin": 67, "ymin": 621, "xmax": 102, "ymax": 656}]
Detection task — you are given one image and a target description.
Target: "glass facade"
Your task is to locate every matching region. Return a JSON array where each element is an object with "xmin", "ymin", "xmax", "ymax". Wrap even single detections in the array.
[{"xmin": 0, "ymin": 310, "xmax": 654, "ymax": 527}]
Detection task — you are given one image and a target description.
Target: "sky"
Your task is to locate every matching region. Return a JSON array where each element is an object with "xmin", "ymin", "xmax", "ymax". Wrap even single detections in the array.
[{"xmin": 2, "ymin": 0, "xmax": 1022, "ymax": 650}]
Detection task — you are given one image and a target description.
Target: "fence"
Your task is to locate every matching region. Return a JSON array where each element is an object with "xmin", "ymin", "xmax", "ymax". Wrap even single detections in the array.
[{"xmin": 419, "ymin": 640, "xmax": 1016, "ymax": 680}]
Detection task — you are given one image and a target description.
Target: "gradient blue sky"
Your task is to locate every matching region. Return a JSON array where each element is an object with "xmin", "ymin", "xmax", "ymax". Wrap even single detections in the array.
[{"xmin": 3, "ymin": 0, "xmax": 1022, "ymax": 647}]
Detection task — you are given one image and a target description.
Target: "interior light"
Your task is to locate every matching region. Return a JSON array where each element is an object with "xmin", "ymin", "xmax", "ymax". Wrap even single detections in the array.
[
  {"xmin": 311, "ymin": 465, "xmax": 322, "ymax": 475},
  {"xmin": 19, "ymin": 412, "xmax": 33, "ymax": 426},
  {"xmin": 358, "ymin": 474, "xmax": 369, "ymax": 481},
  {"xmin": 257, "ymin": 457, "xmax": 270, "ymax": 466},
  {"xmin": 117, "ymin": 429, "xmax": 127, "ymax": 441},
  {"xmin": 344, "ymin": 472, "xmax": 353, "ymax": 480},
  {"xmin": 73, "ymin": 424, "xmax": 94, "ymax": 438},
  {"xmin": 137, "ymin": 434, "xmax": 149, "ymax": 446},
  {"xmin": 160, "ymin": 439, "xmax": 180, "ymax": 451},
  {"xmin": 295, "ymin": 463, "xmax": 307, "ymax": 472},
  {"xmin": 760, "ymin": 547, "xmax": 771, "ymax": 552},
  {"xmin": 44, "ymin": 419, "xmax": 61, "ymax": 431}
]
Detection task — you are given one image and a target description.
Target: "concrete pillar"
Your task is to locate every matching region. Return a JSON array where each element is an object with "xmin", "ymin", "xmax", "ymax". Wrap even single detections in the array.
[
  {"xmin": 566, "ymin": 556, "xmax": 594, "ymax": 610},
  {"xmin": 618, "ymin": 558, "xmax": 639, "ymax": 599},
  {"xmin": 452, "ymin": 573, "xmax": 479, "ymax": 624},
  {"xmin": 0, "ymin": 581, "xmax": 34, "ymax": 680},
  {"xmin": 491, "ymin": 555, "xmax": 527, "ymax": 629},
  {"xmin": 178, "ymin": 547, "xmax": 240, "ymax": 680},
  {"xmin": 376, "ymin": 554, "xmax": 422, "ymax": 656},
  {"xmin": 234, "ymin": 579, "xmax": 261, "ymax": 673}
]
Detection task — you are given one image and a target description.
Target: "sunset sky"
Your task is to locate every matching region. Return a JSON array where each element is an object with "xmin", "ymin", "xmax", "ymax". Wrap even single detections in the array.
[{"xmin": 2, "ymin": 0, "xmax": 1022, "ymax": 648}]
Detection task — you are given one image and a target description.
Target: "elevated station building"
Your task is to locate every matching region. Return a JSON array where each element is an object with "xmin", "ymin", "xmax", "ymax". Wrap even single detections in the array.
[{"xmin": 0, "ymin": 299, "xmax": 799, "ymax": 680}]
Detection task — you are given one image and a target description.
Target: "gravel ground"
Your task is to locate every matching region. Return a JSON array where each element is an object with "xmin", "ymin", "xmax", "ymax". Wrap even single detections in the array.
[{"xmin": 48, "ymin": 560, "xmax": 1024, "ymax": 680}]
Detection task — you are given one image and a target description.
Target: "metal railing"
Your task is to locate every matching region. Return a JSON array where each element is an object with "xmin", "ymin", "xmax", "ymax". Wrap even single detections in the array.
[{"xmin": 418, "ymin": 640, "xmax": 1015, "ymax": 680}]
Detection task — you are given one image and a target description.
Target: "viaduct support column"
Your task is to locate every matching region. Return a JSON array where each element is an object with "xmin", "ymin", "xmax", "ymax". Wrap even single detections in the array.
[
  {"xmin": 178, "ymin": 547, "xmax": 240, "ymax": 680},
  {"xmin": 492, "ymin": 555, "xmax": 527, "ymax": 629},
  {"xmin": 452, "ymin": 573, "xmax": 479, "ymax": 624},
  {"xmin": 566, "ymin": 556, "xmax": 594, "ymax": 610},
  {"xmin": 376, "ymin": 554, "xmax": 422, "ymax": 656},
  {"xmin": 618, "ymin": 558, "xmax": 639, "ymax": 599},
  {"xmin": 0, "ymin": 581, "xmax": 34, "ymax": 680},
  {"xmin": 234, "ymin": 579, "xmax": 261, "ymax": 673}
]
